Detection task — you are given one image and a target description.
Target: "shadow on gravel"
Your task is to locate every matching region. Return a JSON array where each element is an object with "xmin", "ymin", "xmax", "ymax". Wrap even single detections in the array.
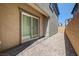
[{"xmin": 64, "ymin": 30, "xmax": 77, "ymax": 56}]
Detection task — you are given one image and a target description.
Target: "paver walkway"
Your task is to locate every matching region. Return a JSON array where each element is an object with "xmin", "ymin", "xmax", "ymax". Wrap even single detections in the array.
[{"xmin": 17, "ymin": 32, "xmax": 66, "ymax": 56}]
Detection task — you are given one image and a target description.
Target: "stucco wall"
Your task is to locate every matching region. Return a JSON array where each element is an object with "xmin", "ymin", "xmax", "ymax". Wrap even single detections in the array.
[
  {"xmin": 49, "ymin": 11, "xmax": 58, "ymax": 36},
  {"xmin": 36, "ymin": 3, "xmax": 58, "ymax": 37},
  {"xmin": 0, "ymin": 3, "xmax": 46, "ymax": 51},
  {"xmin": 0, "ymin": 4, "xmax": 20, "ymax": 51}
]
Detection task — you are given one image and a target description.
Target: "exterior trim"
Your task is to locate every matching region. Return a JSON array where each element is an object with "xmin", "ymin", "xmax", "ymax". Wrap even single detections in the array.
[
  {"xmin": 27, "ymin": 3, "xmax": 49, "ymax": 17},
  {"xmin": 19, "ymin": 7, "xmax": 41, "ymax": 44},
  {"xmin": 71, "ymin": 3, "xmax": 77, "ymax": 14}
]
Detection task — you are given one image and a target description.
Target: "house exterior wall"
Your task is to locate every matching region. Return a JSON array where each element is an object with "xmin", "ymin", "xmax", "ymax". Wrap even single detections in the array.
[
  {"xmin": 49, "ymin": 11, "xmax": 58, "ymax": 36},
  {"xmin": 0, "ymin": 3, "xmax": 59, "ymax": 52},
  {"xmin": 0, "ymin": 3, "xmax": 46, "ymax": 51},
  {"xmin": 36, "ymin": 3, "xmax": 58, "ymax": 37}
]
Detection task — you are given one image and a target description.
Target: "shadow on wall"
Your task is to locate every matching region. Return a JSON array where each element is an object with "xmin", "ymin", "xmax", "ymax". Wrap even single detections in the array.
[
  {"xmin": 64, "ymin": 30, "xmax": 77, "ymax": 56},
  {"xmin": 44, "ymin": 17, "xmax": 49, "ymax": 36}
]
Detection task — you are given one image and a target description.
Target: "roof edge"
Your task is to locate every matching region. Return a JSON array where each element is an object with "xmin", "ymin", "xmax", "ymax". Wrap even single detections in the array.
[{"xmin": 27, "ymin": 3, "xmax": 49, "ymax": 17}]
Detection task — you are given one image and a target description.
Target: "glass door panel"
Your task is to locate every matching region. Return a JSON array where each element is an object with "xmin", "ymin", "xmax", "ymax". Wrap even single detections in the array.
[
  {"xmin": 30, "ymin": 18, "xmax": 34, "ymax": 38},
  {"xmin": 22, "ymin": 15, "xmax": 31, "ymax": 42},
  {"xmin": 31, "ymin": 18, "xmax": 39, "ymax": 38},
  {"xmin": 33, "ymin": 18, "xmax": 38, "ymax": 38}
]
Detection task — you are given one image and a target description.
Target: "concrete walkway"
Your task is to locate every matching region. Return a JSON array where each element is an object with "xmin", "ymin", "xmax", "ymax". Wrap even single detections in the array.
[{"xmin": 17, "ymin": 32, "xmax": 66, "ymax": 56}]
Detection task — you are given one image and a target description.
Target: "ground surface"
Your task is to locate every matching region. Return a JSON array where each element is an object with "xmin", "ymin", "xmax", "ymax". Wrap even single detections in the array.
[
  {"xmin": 17, "ymin": 27, "xmax": 77, "ymax": 56},
  {"xmin": 17, "ymin": 27, "xmax": 66, "ymax": 56}
]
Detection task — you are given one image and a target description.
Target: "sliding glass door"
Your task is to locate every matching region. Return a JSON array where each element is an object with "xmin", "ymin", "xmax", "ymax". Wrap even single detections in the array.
[{"xmin": 21, "ymin": 11, "xmax": 39, "ymax": 43}]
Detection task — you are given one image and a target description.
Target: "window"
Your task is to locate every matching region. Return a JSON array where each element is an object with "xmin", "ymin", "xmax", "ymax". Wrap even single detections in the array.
[{"xmin": 49, "ymin": 3, "xmax": 53, "ymax": 13}]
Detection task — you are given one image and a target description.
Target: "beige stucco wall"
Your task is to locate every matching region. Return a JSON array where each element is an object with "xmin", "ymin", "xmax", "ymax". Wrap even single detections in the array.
[
  {"xmin": 0, "ymin": 3, "xmax": 46, "ymax": 52},
  {"xmin": 36, "ymin": 3, "xmax": 58, "ymax": 37}
]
